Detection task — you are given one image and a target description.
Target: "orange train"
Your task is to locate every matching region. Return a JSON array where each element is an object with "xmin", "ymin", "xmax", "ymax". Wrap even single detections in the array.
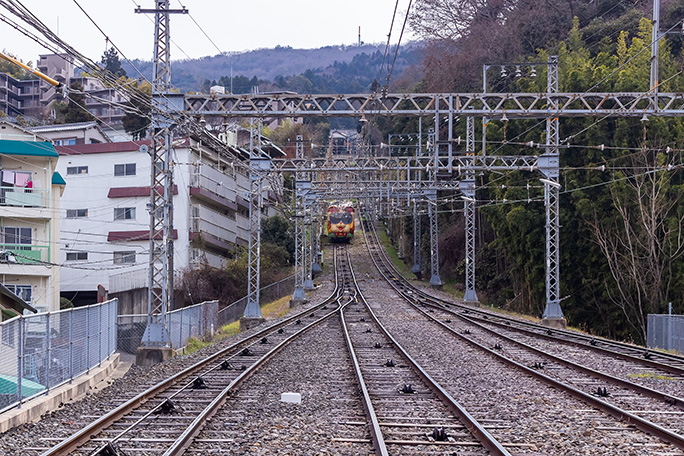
[{"xmin": 326, "ymin": 204, "xmax": 355, "ymax": 242}]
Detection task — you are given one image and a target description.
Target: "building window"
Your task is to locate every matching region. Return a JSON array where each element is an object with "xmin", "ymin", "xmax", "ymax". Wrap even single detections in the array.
[
  {"xmin": 114, "ymin": 207, "xmax": 135, "ymax": 220},
  {"xmin": 1, "ymin": 227, "xmax": 31, "ymax": 250},
  {"xmin": 5, "ymin": 284, "xmax": 32, "ymax": 304},
  {"xmin": 113, "ymin": 251, "xmax": 136, "ymax": 264},
  {"xmin": 66, "ymin": 251, "xmax": 88, "ymax": 261},
  {"xmin": 66, "ymin": 166, "xmax": 88, "ymax": 175},
  {"xmin": 66, "ymin": 208, "xmax": 88, "ymax": 218},
  {"xmin": 114, "ymin": 163, "xmax": 136, "ymax": 176},
  {"xmin": 55, "ymin": 139, "xmax": 76, "ymax": 146}
]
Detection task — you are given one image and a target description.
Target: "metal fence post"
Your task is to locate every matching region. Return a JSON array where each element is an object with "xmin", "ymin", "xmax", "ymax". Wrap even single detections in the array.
[
  {"xmin": 45, "ymin": 313, "xmax": 51, "ymax": 390},
  {"xmin": 98, "ymin": 305, "xmax": 103, "ymax": 367},
  {"xmin": 17, "ymin": 316, "xmax": 23, "ymax": 408},
  {"xmin": 668, "ymin": 303, "xmax": 673, "ymax": 350},
  {"xmin": 86, "ymin": 306, "xmax": 90, "ymax": 374},
  {"xmin": 107, "ymin": 300, "xmax": 113, "ymax": 359},
  {"xmin": 113, "ymin": 299, "xmax": 118, "ymax": 357},
  {"xmin": 69, "ymin": 310, "xmax": 73, "ymax": 383}
]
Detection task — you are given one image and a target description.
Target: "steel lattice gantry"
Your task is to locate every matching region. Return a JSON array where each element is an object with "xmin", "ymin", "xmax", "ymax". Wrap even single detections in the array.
[
  {"xmin": 183, "ymin": 86, "xmax": 684, "ymax": 325},
  {"xmin": 461, "ymin": 115, "xmax": 478, "ymax": 304},
  {"xmin": 540, "ymin": 56, "xmax": 564, "ymax": 325},
  {"xmin": 291, "ymin": 136, "xmax": 307, "ymax": 303},
  {"xmin": 243, "ymin": 121, "xmax": 270, "ymax": 324},
  {"xmin": 184, "ymin": 91, "xmax": 684, "ymax": 119}
]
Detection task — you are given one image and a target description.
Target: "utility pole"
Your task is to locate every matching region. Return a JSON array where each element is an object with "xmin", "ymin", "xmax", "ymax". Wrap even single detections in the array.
[{"xmin": 135, "ymin": 0, "xmax": 187, "ymax": 366}]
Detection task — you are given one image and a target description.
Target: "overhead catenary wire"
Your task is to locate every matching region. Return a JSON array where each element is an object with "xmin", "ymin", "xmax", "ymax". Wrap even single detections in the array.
[
  {"xmin": 384, "ymin": 0, "xmax": 412, "ymax": 91},
  {"xmin": 377, "ymin": 0, "xmax": 401, "ymax": 85}
]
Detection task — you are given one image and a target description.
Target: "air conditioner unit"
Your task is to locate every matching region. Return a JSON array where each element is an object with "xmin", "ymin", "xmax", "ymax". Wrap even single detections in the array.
[{"xmin": 0, "ymin": 250, "xmax": 17, "ymax": 263}]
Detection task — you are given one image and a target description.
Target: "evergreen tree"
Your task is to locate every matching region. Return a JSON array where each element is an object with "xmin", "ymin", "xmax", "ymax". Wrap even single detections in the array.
[
  {"xmin": 101, "ymin": 48, "xmax": 127, "ymax": 78},
  {"xmin": 59, "ymin": 81, "xmax": 95, "ymax": 123},
  {"xmin": 122, "ymin": 81, "xmax": 151, "ymax": 140}
]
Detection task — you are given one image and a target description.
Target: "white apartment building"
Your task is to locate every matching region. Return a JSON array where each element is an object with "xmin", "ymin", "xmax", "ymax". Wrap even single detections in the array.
[
  {"xmin": 55, "ymin": 136, "xmax": 282, "ymax": 313},
  {"xmin": 0, "ymin": 122, "xmax": 64, "ymax": 313}
]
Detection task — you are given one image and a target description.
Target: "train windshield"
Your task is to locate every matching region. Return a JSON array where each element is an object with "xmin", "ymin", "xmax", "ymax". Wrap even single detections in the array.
[{"xmin": 329, "ymin": 212, "xmax": 353, "ymax": 224}]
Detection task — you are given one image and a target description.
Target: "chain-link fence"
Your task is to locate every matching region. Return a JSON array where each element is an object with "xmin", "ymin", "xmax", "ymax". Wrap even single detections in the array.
[
  {"xmin": 647, "ymin": 314, "xmax": 684, "ymax": 353},
  {"xmin": 117, "ymin": 275, "xmax": 296, "ymax": 354},
  {"xmin": 0, "ymin": 299, "xmax": 118, "ymax": 413},
  {"xmin": 118, "ymin": 300, "xmax": 220, "ymax": 354},
  {"xmin": 218, "ymin": 275, "xmax": 295, "ymax": 326}
]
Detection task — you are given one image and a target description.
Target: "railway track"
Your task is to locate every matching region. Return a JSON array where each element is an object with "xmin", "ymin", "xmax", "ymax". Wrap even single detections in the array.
[
  {"xmin": 19, "ymin": 213, "xmax": 684, "ymax": 455},
  {"xmin": 38, "ymin": 249, "xmax": 348, "ymax": 456},
  {"xmin": 170, "ymin": 244, "xmax": 509, "ymax": 455},
  {"xmin": 361, "ymin": 215, "xmax": 684, "ymax": 454},
  {"xmin": 336, "ymin": 244, "xmax": 509, "ymax": 455},
  {"xmin": 371, "ymin": 220, "xmax": 684, "ymax": 376}
]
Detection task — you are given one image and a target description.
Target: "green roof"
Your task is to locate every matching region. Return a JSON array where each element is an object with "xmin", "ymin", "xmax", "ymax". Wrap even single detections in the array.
[
  {"xmin": 52, "ymin": 171, "xmax": 66, "ymax": 186},
  {"xmin": 0, "ymin": 139, "xmax": 58, "ymax": 158}
]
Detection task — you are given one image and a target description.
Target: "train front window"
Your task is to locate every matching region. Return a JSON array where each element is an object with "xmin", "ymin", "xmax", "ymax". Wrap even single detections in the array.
[
  {"xmin": 340, "ymin": 213, "xmax": 352, "ymax": 224},
  {"xmin": 329, "ymin": 214, "xmax": 342, "ymax": 224}
]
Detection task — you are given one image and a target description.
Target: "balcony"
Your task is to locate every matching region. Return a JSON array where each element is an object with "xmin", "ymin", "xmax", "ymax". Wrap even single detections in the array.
[
  {"xmin": 0, "ymin": 244, "xmax": 49, "ymax": 264},
  {"xmin": 190, "ymin": 164, "xmax": 239, "ymax": 203},
  {"xmin": 1, "ymin": 187, "xmax": 47, "ymax": 208}
]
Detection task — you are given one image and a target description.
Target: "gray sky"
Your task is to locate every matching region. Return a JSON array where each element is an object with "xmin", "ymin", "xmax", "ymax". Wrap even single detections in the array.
[{"xmin": 1, "ymin": 1, "xmax": 414, "ymax": 64}]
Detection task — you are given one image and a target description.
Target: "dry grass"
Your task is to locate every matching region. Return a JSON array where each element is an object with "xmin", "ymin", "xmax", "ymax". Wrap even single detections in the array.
[{"xmin": 260, "ymin": 295, "xmax": 294, "ymax": 319}]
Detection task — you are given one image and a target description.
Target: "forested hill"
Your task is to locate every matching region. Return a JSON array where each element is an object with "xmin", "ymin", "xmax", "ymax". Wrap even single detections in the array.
[{"xmin": 121, "ymin": 43, "xmax": 424, "ymax": 94}]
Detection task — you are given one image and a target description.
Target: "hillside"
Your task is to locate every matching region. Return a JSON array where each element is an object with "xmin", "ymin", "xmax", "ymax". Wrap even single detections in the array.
[{"xmin": 122, "ymin": 43, "xmax": 424, "ymax": 93}]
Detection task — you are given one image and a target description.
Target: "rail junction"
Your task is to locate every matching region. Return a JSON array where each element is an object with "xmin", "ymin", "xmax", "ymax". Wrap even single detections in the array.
[{"xmin": 2, "ymin": 217, "xmax": 684, "ymax": 455}]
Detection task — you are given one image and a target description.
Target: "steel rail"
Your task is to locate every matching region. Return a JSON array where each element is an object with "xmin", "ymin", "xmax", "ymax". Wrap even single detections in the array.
[
  {"xmin": 402, "ymin": 278, "xmax": 684, "ymax": 376},
  {"xmin": 163, "ymin": 303, "xmax": 347, "ymax": 455},
  {"xmin": 455, "ymin": 313, "xmax": 684, "ymax": 409},
  {"xmin": 364, "ymin": 215, "xmax": 684, "ymax": 376},
  {"xmin": 338, "ymin": 245, "xmax": 388, "ymax": 456},
  {"xmin": 363, "ymin": 217, "xmax": 684, "ymax": 450},
  {"xmin": 41, "ymin": 248, "xmax": 343, "ymax": 456},
  {"xmin": 368, "ymin": 223, "xmax": 684, "ymax": 409},
  {"xmin": 162, "ymin": 245, "xmax": 355, "ymax": 456},
  {"xmin": 353, "ymin": 224, "xmax": 512, "ymax": 456},
  {"xmin": 455, "ymin": 310, "xmax": 684, "ymax": 375}
]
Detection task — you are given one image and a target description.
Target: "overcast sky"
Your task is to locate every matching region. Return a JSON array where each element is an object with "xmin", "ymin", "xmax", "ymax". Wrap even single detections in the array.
[{"xmin": 1, "ymin": 1, "xmax": 414, "ymax": 64}]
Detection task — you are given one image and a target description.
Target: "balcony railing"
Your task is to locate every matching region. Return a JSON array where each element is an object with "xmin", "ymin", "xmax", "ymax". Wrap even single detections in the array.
[
  {"xmin": 0, "ymin": 187, "xmax": 47, "ymax": 208},
  {"xmin": 0, "ymin": 244, "xmax": 49, "ymax": 264}
]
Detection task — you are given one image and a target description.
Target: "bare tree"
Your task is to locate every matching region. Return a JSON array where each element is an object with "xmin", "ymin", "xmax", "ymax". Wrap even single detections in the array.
[
  {"xmin": 409, "ymin": 0, "xmax": 517, "ymax": 40},
  {"xmin": 591, "ymin": 149, "xmax": 684, "ymax": 342}
]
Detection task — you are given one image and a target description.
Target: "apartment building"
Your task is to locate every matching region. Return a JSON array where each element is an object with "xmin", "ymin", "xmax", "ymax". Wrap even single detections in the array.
[
  {"xmin": 0, "ymin": 54, "xmax": 129, "ymax": 136},
  {"xmin": 0, "ymin": 123, "xmax": 64, "ymax": 313},
  {"xmin": 0, "ymin": 73, "xmax": 41, "ymax": 119},
  {"xmin": 28, "ymin": 121, "xmax": 111, "ymax": 146},
  {"xmin": 55, "ymin": 136, "xmax": 283, "ymax": 313}
]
